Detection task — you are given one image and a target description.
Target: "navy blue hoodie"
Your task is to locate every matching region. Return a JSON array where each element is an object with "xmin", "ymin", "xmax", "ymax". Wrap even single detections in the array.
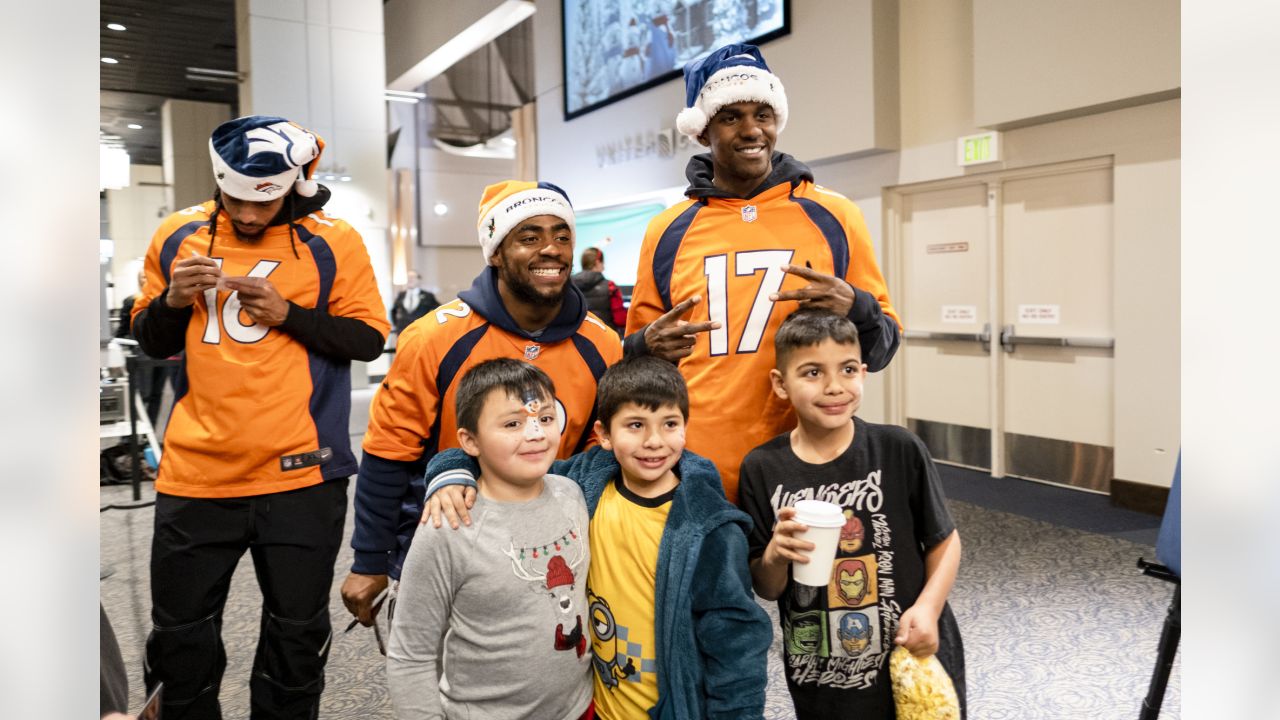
[{"xmin": 351, "ymin": 267, "xmax": 617, "ymax": 578}]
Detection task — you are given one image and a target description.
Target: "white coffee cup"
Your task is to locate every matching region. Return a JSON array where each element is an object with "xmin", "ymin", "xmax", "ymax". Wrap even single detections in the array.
[{"xmin": 790, "ymin": 499, "xmax": 847, "ymax": 587}]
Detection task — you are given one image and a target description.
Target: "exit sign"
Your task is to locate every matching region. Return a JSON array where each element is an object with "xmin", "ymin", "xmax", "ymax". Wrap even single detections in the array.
[{"xmin": 957, "ymin": 131, "xmax": 1001, "ymax": 166}]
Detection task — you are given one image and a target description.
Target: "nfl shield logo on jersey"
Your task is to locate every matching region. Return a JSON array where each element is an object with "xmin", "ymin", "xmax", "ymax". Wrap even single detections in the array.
[
  {"xmin": 524, "ymin": 344, "xmax": 541, "ymax": 361},
  {"xmin": 741, "ymin": 205, "xmax": 757, "ymax": 223}
]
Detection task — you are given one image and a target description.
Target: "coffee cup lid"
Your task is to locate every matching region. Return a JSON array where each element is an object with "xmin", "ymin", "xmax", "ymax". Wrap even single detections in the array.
[{"xmin": 792, "ymin": 499, "xmax": 846, "ymax": 528}]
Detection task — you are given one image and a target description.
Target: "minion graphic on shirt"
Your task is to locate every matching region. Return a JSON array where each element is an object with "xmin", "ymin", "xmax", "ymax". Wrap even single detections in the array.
[{"xmin": 588, "ymin": 591, "xmax": 636, "ymax": 689}]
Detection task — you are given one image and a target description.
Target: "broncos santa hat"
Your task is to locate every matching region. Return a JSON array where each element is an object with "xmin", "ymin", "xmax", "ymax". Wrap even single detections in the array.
[
  {"xmin": 475, "ymin": 180, "xmax": 576, "ymax": 259},
  {"xmin": 209, "ymin": 115, "xmax": 325, "ymax": 201},
  {"xmin": 675, "ymin": 42, "xmax": 789, "ymax": 140}
]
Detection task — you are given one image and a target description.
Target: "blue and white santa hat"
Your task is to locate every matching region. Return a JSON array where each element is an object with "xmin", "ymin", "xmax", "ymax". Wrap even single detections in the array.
[
  {"xmin": 675, "ymin": 43, "xmax": 788, "ymax": 141},
  {"xmin": 208, "ymin": 115, "xmax": 325, "ymax": 201}
]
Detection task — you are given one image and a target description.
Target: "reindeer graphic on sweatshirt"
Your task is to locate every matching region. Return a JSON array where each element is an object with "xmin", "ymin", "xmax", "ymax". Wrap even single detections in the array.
[{"xmin": 503, "ymin": 529, "xmax": 588, "ymax": 658}]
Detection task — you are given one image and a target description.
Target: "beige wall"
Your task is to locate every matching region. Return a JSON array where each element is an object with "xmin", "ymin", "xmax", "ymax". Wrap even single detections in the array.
[
  {"xmin": 105, "ymin": 164, "xmax": 168, "ymax": 300},
  {"xmin": 973, "ymin": 0, "xmax": 1180, "ymax": 127},
  {"xmin": 161, "ymin": 100, "xmax": 230, "ymax": 212},
  {"xmin": 410, "ymin": 148, "xmax": 515, "ymax": 303}
]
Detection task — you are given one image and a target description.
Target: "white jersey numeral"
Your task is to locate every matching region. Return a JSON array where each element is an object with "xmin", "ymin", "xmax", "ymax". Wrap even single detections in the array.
[
  {"xmin": 201, "ymin": 259, "xmax": 282, "ymax": 345},
  {"xmin": 435, "ymin": 302, "xmax": 472, "ymax": 324},
  {"xmin": 703, "ymin": 249, "xmax": 794, "ymax": 356}
]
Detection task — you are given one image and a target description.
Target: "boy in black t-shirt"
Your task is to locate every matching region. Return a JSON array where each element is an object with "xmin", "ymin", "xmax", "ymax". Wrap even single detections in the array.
[{"xmin": 737, "ymin": 309, "xmax": 966, "ymax": 719}]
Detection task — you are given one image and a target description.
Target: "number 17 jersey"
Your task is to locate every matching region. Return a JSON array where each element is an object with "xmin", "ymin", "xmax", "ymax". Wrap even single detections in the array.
[{"xmin": 627, "ymin": 176, "xmax": 899, "ymax": 504}]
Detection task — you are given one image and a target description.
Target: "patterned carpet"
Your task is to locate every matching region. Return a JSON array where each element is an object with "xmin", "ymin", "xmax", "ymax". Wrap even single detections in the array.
[{"xmin": 100, "ymin": 457, "xmax": 1179, "ymax": 719}]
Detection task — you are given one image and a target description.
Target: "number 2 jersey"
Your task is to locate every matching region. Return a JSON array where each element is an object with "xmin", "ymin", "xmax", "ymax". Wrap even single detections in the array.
[
  {"xmin": 131, "ymin": 196, "xmax": 389, "ymax": 498},
  {"xmin": 353, "ymin": 267, "xmax": 623, "ymax": 578},
  {"xmin": 626, "ymin": 153, "xmax": 901, "ymax": 503}
]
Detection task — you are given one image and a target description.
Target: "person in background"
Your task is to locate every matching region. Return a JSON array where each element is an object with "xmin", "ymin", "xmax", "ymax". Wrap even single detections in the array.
[
  {"xmin": 625, "ymin": 43, "xmax": 901, "ymax": 503},
  {"xmin": 131, "ymin": 115, "xmax": 389, "ymax": 719},
  {"xmin": 391, "ymin": 270, "xmax": 439, "ymax": 333},
  {"xmin": 116, "ymin": 268, "xmax": 176, "ymax": 427},
  {"xmin": 572, "ymin": 246, "xmax": 628, "ymax": 335}
]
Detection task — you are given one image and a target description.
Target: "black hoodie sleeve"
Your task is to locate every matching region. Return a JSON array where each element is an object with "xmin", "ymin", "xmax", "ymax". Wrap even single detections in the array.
[
  {"xmin": 848, "ymin": 286, "xmax": 901, "ymax": 373},
  {"xmin": 622, "ymin": 326, "xmax": 652, "ymax": 358},
  {"xmin": 131, "ymin": 288, "xmax": 193, "ymax": 359},
  {"xmin": 279, "ymin": 302, "xmax": 386, "ymax": 362}
]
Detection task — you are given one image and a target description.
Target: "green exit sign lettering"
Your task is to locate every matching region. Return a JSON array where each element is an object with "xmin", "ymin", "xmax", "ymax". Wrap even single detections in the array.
[{"xmin": 957, "ymin": 131, "xmax": 1001, "ymax": 166}]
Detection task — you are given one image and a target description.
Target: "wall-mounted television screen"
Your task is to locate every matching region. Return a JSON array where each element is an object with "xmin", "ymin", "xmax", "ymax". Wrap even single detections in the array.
[{"xmin": 562, "ymin": 0, "xmax": 790, "ymax": 121}]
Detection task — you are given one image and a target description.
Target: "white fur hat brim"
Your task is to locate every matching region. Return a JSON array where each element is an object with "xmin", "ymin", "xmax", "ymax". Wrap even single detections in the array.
[{"xmin": 675, "ymin": 65, "xmax": 788, "ymax": 140}]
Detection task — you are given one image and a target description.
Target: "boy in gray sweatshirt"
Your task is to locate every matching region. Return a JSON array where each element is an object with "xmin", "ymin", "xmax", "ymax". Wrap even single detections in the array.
[{"xmin": 386, "ymin": 359, "xmax": 594, "ymax": 720}]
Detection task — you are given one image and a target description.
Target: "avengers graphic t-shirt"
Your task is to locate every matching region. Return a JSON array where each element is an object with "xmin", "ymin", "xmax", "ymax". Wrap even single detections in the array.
[
  {"xmin": 737, "ymin": 418, "xmax": 961, "ymax": 719},
  {"xmin": 587, "ymin": 477, "xmax": 672, "ymax": 720}
]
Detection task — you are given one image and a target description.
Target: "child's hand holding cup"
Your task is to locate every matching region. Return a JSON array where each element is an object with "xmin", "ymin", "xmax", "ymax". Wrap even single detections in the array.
[{"xmin": 790, "ymin": 500, "xmax": 847, "ymax": 586}]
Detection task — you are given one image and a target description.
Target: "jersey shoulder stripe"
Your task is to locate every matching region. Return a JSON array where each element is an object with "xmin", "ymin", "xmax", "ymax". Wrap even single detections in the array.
[
  {"xmin": 653, "ymin": 200, "xmax": 705, "ymax": 310},
  {"xmin": 158, "ymin": 220, "xmax": 210, "ymax": 284},
  {"xmin": 568, "ymin": 333, "xmax": 611, "ymax": 454},
  {"xmin": 788, "ymin": 188, "xmax": 849, "ymax": 278},
  {"xmin": 293, "ymin": 224, "xmax": 336, "ymax": 309},
  {"xmin": 425, "ymin": 322, "xmax": 491, "ymax": 455},
  {"xmin": 577, "ymin": 313, "xmax": 624, "ymax": 358}
]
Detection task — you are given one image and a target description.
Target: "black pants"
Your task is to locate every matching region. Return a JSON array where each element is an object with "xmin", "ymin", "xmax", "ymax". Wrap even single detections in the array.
[{"xmin": 145, "ymin": 479, "xmax": 348, "ymax": 720}]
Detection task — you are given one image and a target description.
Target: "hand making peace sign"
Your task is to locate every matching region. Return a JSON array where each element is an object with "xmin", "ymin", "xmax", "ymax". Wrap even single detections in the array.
[
  {"xmin": 642, "ymin": 295, "xmax": 722, "ymax": 361},
  {"xmin": 770, "ymin": 263, "xmax": 857, "ymax": 317}
]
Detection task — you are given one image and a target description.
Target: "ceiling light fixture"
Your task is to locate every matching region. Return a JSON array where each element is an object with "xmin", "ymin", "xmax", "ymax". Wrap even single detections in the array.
[
  {"xmin": 101, "ymin": 57, "xmax": 119, "ymax": 64},
  {"xmin": 185, "ymin": 74, "xmax": 240, "ymax": 85},
  {"xmin": 186, "ymin": 66, "xmax": 240, "ymax": 78},
  {"xmin": 127, "ymin": 123, "xmax": 142, "ymax": 130},
  {"xmin": 385, "ymin": 95, "xmax": 420, "ymax": 104},
  {"xmin": 107, "ymin": 23, "xmax": 126, "ymax": 31},
  {"xmin": 387, "ymin": 0, "xmax": 535, "ymax": 89},
  {"xmin": 185, "ymin": 66, "xmax": 243, "ymax": 84},
  {"xmin": 433, "ymin": 203, "xmax": 449, "ymax": 216}
]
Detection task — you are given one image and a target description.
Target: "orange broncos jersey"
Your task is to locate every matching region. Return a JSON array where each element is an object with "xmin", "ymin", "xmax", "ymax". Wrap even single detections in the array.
[
  {"xmin": 362, "ymin": 298, "xmax": 623, "ymax": 464},
  {"xmin": 133, "ymin": 201, "xmax": 389, "ymax": 498},
  {"xmin": 627, "ymin": 180, "xmax": 900, "ymax": 503}
]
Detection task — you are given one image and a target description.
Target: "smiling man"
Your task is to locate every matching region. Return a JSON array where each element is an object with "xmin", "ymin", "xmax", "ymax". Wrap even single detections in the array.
[
  {"xmin": 342, "ymin": 180, "xmax": 622, "ymax": 627},
  {"xmin": 625, "ymin": 43, "xmax": 902, "ymax": 503}
]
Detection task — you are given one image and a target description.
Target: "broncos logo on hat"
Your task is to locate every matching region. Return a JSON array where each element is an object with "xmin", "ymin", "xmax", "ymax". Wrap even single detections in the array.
[{"xmin": 245, "ymin": 123, "xmax": 312, "ymax": 168}]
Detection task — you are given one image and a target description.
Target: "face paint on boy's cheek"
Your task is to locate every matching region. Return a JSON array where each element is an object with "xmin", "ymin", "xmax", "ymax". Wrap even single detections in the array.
[{"xmin": 521, "ymin": 393, "xmax": 545, "ymax": 441}]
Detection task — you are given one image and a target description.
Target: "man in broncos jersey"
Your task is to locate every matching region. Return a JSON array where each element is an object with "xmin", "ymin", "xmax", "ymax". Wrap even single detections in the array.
[
  {"xmin": 131, "ymin": 116, "xmax": 389, "ymax": 719},
  {"xmin": 341, "ymin": 180, "xmax": 622, "ymax": 628},
  {"xmin": 625, "ymin": 43, "xmax": 902, "ymax": 503}
]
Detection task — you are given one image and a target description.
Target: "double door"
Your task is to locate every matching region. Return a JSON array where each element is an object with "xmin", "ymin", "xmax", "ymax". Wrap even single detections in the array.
[{"xmin": 890, "ymin": 158, "xmax": 1115, "ymax": 491}]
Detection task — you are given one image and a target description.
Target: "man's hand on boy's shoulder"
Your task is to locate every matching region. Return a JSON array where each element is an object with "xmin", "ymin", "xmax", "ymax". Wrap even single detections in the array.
[
  {"xmin": 422, "ymin": 485, "xmax": 477, "ymax": 529},
  {"xmin": 894, "ymin": 603, "xmax": 940, "ymax": 657}
]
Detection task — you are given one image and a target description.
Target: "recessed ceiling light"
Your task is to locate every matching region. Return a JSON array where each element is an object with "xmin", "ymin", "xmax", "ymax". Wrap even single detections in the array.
[
  {"xmin": 107, "ymin": 23, "xmax": 127, "ymax": 31},
  {"xmin": 127, "ymin": 123, "xmax": 142, "ymax": 130},
  {"xmin": 101, "ymin": 57, "xmax": 119, "ymax": 64},
  {"xmin": 339, "ymin": 176, "xmax": 352, "ymax": 182},
  {"xmin": 433, "ymin": 203, "xmax": 449, "ymax": 216}
]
